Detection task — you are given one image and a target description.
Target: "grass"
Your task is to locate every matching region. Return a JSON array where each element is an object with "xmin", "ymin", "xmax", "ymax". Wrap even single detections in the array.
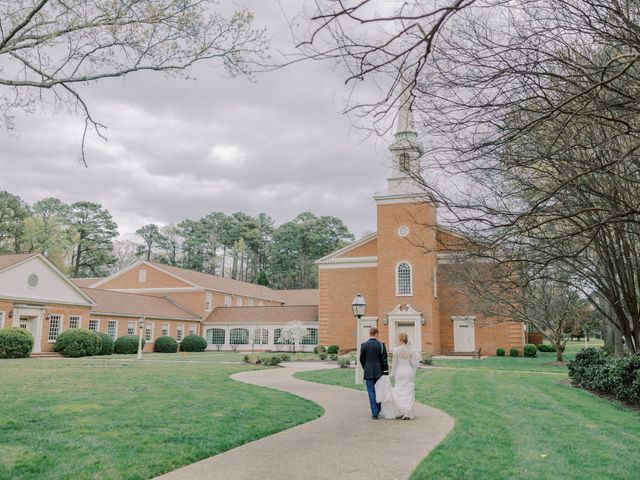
[
  {"xmin": 296, "ymin": 340, "xmax": 640, "ymax": 480},
  {"xmin": 0, "ymin": 355, "xmax": 322, "ymax": 480}
]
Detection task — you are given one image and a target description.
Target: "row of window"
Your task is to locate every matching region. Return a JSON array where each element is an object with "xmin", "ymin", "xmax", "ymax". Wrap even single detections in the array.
[
  {"xmin": 205, "ymin": 327, "xmax": 318, "ymax": 345},
  {"xmin": 395, "ymin": 262, "xmax": 438, "ymax": 298}
]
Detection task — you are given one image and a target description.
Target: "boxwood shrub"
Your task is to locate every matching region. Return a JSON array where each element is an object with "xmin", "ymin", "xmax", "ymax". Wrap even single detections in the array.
[
  {"xmin": 180, "ymin": 334, "xmax": 207, "ymax": 352},
  {"xmin": 114, "ymin": 334, "xmax": 144, "ymax": 354},
  {"xmin": 327, "ymin": 345, "xmax": 339, "ymax": 355},
  {"xmin": 523, "ymin": 344, "xmax": 537, "ymax": 358},
  {"xmin": 155, "ymin": 336, "xmax": 178, "ymax": 353},
  {"xmin": 509, "ymin": 347, "xmax": 519, "ymax": 357},
  {"xmin": 55, "ymin": 329, "xmax": 101, "ymax": 357},
  {"xmin": 537, "ymin": 343, "xmax": 565, "ymax": 353},
  {"xmin": 97, "ymin": 332, "xmax": 114, "ymax": 355},
  {"xmin": 496, "ymin": 348, "xmax": 505, "ymax": 357},
  {"xmin": 0, "ymin": 327, "xmax": 34, "ymax": 358}
]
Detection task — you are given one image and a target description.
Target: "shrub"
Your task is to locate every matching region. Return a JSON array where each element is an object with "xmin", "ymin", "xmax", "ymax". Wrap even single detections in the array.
[
  {"xmin": 243, "ymin": 354, "xmax": 251, "ymax": 363},
  {"xmin": 0, "ymin": 327, "xmax": 34, "ymax": 358},
  {"xmin": 155, "ymin": 336, "xmax": 178, "ymax": 353},
  {"xmin": 338, "ymin": 357, "xmax": 351, "ymax": 368},
  {"xmin": 261, "ymin": 355, "xmax": 283, "ymax": 366},
  {"xmin": 327, "ymin": 345, "xmax": 339, "ymax": 355},
  {"xmin": 180, "ymin": 334, "xmax": 207, "ymax": 352},
  {"xmin": 509, "ymin": 348, "xmax": 519, "ymax": 357},
  {"xmin": 537, "ymin": 343, "xmax": 565, "ymax": 353},
  {"xmin": 496, "ymin": 348, "xmax": 505, "ymax": 357},
  {"xmin": 279, "ymin": 353, "xmax": 291, "ymax": 362},
  {"xmin": 114, "ymin": 334, "xmax": 144, "ymax": 354},
  {"xmin": 319, "ymin": 352, "xmax": 327, "ymax": 360},
  {"xmin": 421, "ymin": 352, "xmax": 433, "ymax": 365},
  {"xmin": 55, "ymin": 329, "xmax": 101, "ymax": 358},
  {"xmin": 523, "ymin": 344, "xmax": 537, "ymax": 358},
  {"xmin": 329, "ymin": 353, "xmax": 338, "ymax": 361},
  {"xmin": 97, "ymin": 332, "xmax": 114, "ymax": 355},
  {"xmin": 314, "ymin": 345, "xmax": 327, "ymax": 354}
]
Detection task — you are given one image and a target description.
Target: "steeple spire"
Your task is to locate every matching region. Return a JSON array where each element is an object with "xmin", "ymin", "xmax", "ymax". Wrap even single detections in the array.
[{"xmin": 387, "ymin": 88, "xmax": 423, "ymax": 195}]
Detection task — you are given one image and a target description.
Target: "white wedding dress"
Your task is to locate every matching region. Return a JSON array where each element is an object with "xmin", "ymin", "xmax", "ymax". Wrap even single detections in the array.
[{"xmin": 378, "ymin": 345, "xmax": 420, "ymax": 419}]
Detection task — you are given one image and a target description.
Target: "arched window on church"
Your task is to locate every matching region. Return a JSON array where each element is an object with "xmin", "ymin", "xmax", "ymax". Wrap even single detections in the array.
[{"xmin": 396, "ymin": 262, "xmax": 412, "ymax": 296}]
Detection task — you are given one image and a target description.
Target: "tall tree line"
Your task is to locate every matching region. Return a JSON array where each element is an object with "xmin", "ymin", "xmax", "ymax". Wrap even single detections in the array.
[{"xmin": 0, "ymin": 190, "xmax": 354, "ymax": 288}]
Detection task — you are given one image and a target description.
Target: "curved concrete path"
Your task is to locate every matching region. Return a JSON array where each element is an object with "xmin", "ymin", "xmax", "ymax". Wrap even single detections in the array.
[{"xmin": 155, "ymin": 362, "xmax": 454, "ymax": 480}]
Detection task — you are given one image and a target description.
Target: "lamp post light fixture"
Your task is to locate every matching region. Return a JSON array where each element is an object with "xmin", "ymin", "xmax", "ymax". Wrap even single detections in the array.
[
  {"xmin": 137, "ymin": 317, "xmax": 145, "ymax": 360},
  {"xmin": 351, "ymin": 293, "xmax": 366, "ymax": 319}
]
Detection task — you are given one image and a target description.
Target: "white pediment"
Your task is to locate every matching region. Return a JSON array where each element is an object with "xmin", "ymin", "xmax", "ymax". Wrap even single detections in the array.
[
  {"xmin": 0, "ymin": 255, "xmax": 93, "ymax": 306},
  {"xmin": 387, "ymin": 304, "xmax": 423, "ymax": 317}
]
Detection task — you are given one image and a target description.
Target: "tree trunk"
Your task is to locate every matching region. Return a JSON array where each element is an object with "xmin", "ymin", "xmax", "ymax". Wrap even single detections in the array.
[
  {"xmin": 221, "ymin": 245, "xmax": 226, "ymax": 277},
  {"xmin": 73, "ymin": 242, "xmax": 82, "ymax": 277},
  {"xmin": 555, "ymin": 342, "xmax": 563, "ymax": 362}
]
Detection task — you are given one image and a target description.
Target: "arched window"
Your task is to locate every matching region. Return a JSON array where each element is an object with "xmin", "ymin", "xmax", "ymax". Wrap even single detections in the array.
[
  {"xmin": 206, "ymin": 328, "xmax": 225, "ymax": 345},
  {"xmin": 230, "ymin": 328, "xmax": 249, "ymax": 345},
  {"xmin": 396, "ymin": 262, "xmax": 412, "ymax": 296}
]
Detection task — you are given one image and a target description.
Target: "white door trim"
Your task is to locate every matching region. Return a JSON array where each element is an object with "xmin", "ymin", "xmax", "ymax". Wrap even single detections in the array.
[
  {"xmin": 355, "ymin": 316, "xmax": 378, "ymax": 385},
  {"xmin": 452, "ymin": 315, "xmax": 476, "ymax": 352},
  {"xmin": 387, "ymin": 304, "xmax": 423, "ymax": 354}
]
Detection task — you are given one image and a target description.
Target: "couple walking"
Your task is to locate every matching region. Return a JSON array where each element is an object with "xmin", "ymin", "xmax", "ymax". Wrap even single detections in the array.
[{"xmin": 359, "ymin": 327, "xmax": 421, "ymax": 420}]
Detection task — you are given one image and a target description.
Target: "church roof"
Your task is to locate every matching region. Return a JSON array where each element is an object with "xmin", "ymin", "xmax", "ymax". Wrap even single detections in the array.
[
  {"xmin": 316, "ymin": 232, "xmax": 377, "ymax": 264},
  {"xmin": 205, "ymin": 305, "xmax": 318, "ymax": 324},
  {"xmin": 274, "ymin": 289, "xmax": 319, "ymax": 306},
  {"xmin": 0, "ymin": 252, "xmax": 38, "ymax": 272}
]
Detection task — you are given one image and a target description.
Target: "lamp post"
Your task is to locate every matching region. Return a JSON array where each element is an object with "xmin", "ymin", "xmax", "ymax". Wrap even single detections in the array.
[
  {"xmin": 352, "ymin": 293, "xmax": 366, "ymax": 385},
  {"xmin": 137, "ymin": 317, "xmax": 145, "ymax": 360}
]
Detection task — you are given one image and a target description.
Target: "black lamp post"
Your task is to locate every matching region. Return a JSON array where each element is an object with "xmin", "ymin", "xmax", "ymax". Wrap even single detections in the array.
[{"xmin": 352, "ymin": 293, "xmax": 366, "ymax": 319}]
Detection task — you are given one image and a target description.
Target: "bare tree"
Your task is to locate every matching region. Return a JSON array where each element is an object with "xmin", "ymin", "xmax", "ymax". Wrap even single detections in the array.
[
  {"xmin": 0, "ymin": 0, "xmax": 268, "ymax": 162},
  {"xmin": 111, "ymin": 239, "xmax": 139, "ymax": 271}
]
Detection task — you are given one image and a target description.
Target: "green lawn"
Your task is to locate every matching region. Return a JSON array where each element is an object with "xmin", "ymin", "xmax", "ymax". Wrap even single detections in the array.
[
  {"xmin": 0, "ymin": 356, "xmax": 322, "ymax": 480},
  {"xmin": 297, "ymin": 341, "xmax": 640, "ymax": 480}
]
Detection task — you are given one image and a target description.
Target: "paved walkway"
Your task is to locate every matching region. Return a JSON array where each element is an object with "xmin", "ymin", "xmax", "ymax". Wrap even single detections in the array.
[{"xmin": 155, "ymin": 362, "xmax": 454, "ymax": 480}]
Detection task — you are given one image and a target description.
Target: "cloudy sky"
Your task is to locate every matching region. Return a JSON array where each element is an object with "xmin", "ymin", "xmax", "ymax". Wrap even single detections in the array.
[{"xmin": 0, "ymin": 1, "xmax": 400, "ymax": 240}]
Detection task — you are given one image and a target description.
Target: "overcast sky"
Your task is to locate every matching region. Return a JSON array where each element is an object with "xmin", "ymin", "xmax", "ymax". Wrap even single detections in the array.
[{"xmin": 0, "ymin": 1, "xmax": 399, "ymax": 240}]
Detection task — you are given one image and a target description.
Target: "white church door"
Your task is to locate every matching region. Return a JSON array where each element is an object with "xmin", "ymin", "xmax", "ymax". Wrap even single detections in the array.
[
  {"xmin": 453, "ymin": 316, "xmax": 476, "ymax": 352},
  {"xmin": 355, "ymin": 317, "xmax": 378, "ymax": 385},
  {"xmin": 396, "ymin": 321, "xmax": 417, "ymax": 347}
]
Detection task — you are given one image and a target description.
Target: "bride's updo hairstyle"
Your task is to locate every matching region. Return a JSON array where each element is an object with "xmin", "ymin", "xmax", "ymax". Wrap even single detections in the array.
[{"xmin": 398, "ymin": 333, "xmax": 409, "ymax": 344}]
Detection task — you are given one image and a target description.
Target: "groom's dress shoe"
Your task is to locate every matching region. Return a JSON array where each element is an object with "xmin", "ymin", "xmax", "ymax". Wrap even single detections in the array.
[{"xmin": 371, "ymin": 415, "xmax": 379, "ymax": 420}]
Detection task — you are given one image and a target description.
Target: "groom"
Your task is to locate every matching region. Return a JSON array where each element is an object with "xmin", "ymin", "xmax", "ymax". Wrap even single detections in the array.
[{"xmin": 359, "ymin": 327, "xmax": 389, "ymax": 419}]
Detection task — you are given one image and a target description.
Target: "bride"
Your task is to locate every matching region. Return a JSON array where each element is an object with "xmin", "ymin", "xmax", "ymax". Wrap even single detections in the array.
[{"xmin": 376, "ymin": 333, "xmax": 421, "ymax": 420}]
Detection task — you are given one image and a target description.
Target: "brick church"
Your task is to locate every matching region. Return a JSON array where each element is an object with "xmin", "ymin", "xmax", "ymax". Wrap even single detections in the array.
[{"xmin": 317, "ymin": 100, "xmax": 524, "ymax": 356}]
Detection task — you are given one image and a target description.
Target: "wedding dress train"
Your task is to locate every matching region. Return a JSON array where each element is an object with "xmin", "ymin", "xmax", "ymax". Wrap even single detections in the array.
[{"xmin": 377, "ymin": 344, "xmax": 420, "ymax": 419}]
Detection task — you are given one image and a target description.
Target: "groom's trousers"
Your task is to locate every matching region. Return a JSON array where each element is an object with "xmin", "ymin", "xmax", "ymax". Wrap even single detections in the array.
[{"xmin": 365, "ymin": 378, "xmax": 381, "ymax": 417}]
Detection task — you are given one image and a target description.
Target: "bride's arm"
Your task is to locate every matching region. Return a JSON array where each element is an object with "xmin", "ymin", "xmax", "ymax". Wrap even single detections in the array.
[{"xmin": 390, "ymin": 347, "xmax": 398, "ymax": 378}]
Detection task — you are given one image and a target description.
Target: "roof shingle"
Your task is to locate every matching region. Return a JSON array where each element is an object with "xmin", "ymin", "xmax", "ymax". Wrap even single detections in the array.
[
  {"xmin": 206, "ymin": 305, "xmax": 318, "ymax": 324},
  {"xmin": 82, "ymin": 288, "xmax": 199, "ymax": 320}
]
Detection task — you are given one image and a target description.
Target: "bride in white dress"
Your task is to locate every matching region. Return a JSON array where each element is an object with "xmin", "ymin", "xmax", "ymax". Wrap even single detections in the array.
[{"xmin": 378, "ymin": 333, "xmax": 421, "ymax": 420}]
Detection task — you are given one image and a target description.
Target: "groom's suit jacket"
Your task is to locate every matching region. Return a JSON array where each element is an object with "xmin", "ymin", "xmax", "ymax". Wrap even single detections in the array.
[{"xmin": 359, "ymin": 338, "xmax": 389, "ymax": 380}]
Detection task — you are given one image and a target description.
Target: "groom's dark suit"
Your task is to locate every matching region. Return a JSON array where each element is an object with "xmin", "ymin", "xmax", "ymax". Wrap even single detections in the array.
[{"xmin": 360, "ymin": 337, "xmax": 389, "ymax": 418}]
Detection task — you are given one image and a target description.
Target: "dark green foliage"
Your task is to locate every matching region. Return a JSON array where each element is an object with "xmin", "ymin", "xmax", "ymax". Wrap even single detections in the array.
[
  {"xmin": 509, "ymin": 348, "xmax": 519, "ymax": 357},
  {"xmin": 114, "ymin": 334, "xmax": 144, "ymax": 354},
  {"xmin": 97, "ymin": 332, "xmax": 114, "ymax": 355},
  {"xmin": 256, "ymin": 271, "xmax": 269, "ymax": 286},
  {"xmin": 496, "ymin": 348, "xmax": 505, "ymax": 357},
  {"xmin": 54, "ymin": 329, "xmax": 101, "ymax": 357},
  {"xmin": 314, "ymin": 345, "xmax": 326, "ymax": 354},
  {"xmin": 327, "ymin": 345, "xmax": 339, "ymax": 354},
  {"xmin": 537, "ymin": 344, "xmax": 565, "ymax": 353},
  {"xmin": 338, "ymin": 357, "xmax": 351, "ymax": 368},
  {"xmin": 0, "ymin": 328, "xmax": 34, "ymax": 358},
  {"xmin": 329, "ymin": 353, "xmax": 338, "ymax": 361},
  {"xmin": 421, "ymin": 352, "xmax": 434, "ymax": 365},
  {"xmin": 155, "ymin": 336, "xmax": 178, "ymax": 353},
  {"xmin": 523, "ymin": 344, "xmax": 537, "ymax": 357},
  {"xmin": 319, "ymin": 352, "xmax": 327, "ymax": 360},
  {"xmin": 568, "ymin": 348, "xmax": 640, "ymax": 404},
  {"xmin": 180, "ymin": 334, "xmax": 207, "ymax": 352}
]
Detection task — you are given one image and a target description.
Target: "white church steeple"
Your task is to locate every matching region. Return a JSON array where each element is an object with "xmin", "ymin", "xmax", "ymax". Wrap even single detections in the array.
[{"xmin": 386, "ymin": 90, "xmax": 423, "ymax": 195}]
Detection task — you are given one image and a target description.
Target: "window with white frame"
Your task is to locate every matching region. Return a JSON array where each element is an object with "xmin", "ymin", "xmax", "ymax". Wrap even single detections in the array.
[
  {"xmin": 205, "ymin": 292, "xmax": 212, "ymax": 312},
  {"xmin": 0, "ymin": 311, "xmax": 5, "ymax": 328},
  {"xmin": 273, "ymin": 328, "xmax": 282, "ymax": 344},
  {"xmin": 433, "ymin": 266, "xmax": 438, "ymax": 298},
  {"xmin": 230, "ymin": 328, "xmax": 249, "ymax": 344},
  {"xmin": 48, "ymin": 315, "xmax": 62, "ymax": 342},
  {"xmin": 302, "ymin": 328, "xmax": 318, "ymax": 345},
  {"xmin": 207, "ymin": 328, "xmax": 225, "ymax": 345},
  {"xmin": 69, "ymin": 315, "xmax": 81, "ymax": 329},
  {"xmin": 224, "ymin": 295, "xmax": 231, "ymax": 307},
  {"xmin": 145, "ymin": 323, "xmax": 153, "ymax": 342},
  {"xmin": 396, "ymin": 262, "xmax": 412, "ymax": 296},
  {"xmin": 127, "ymin": 321, "xmax": 136, "ymax": 335},
  {"xmin": 107, "ymin": 320, "xmax": 118, "ymax": 339},
  {"xmin": 189, "ymin": 324, "xmax": 196, "ymax": 335},
  {"xmin": 88, "ymin": 319, "xmax": 99, "ymax": 331},
  {"xmin": 248, "ymin": 298, "xmax": 254, "ymax": 306},
  {"xmin": 236, "ymin": 296, "xmax": 243, "ymax": 306},
  {"xmin": 176, "ymin": 325, "xmax": 184, "ymax": 342},
  {"xmin": 161, "ymin": 323, "xmax": 169, "ymax": 336},
  {"xmin": 253, "ymin": 328, "xmax": 268, "ymax": 345},
  {"xmin": 138, "ymin": 269, "xmax": 147, "ymax": 283}
]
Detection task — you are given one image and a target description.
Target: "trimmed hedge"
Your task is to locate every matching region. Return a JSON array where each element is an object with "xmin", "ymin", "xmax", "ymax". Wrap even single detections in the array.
[
  {"xmin": 327, "ymin": 345, "xmax": 339, "ymax": 355},
  {"xmin": 568, "ymin": 348, "xmax": 640, "ymax": 404},
  {"xmin": 55, "ymin": 329, "xmax": 101, "ymax": 357},
  {"xmin": 155, "ymin": 336, "xmax": 178, "ymax": 353},
  {"xmin": 180, "ymin": 334, "xmax": 207, "ymax": 352},
  {"xmin": 97, "ymin": 332, "xmax": 114, "ymax": 355},
  {"xmin": 0, "ymin": 327, "xmax": 34, "ymax": 358},
  {"xmin": 509, "ymin": 347, "xmax": 519, "ymax": 357},
  {"xmin": 523, "ymin": 344, "xmax": 537, "ymax": 358},
  {"xmin": 114, "ymin": 334, "xmax": 144, "ymax": 354},
  {"xmin": 537, "ymin": 343, "xmax": 566, "ymax": 353},
  {"xmin": 496, "ymin": 348, "xmax": 505, "ymax": 357}
]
